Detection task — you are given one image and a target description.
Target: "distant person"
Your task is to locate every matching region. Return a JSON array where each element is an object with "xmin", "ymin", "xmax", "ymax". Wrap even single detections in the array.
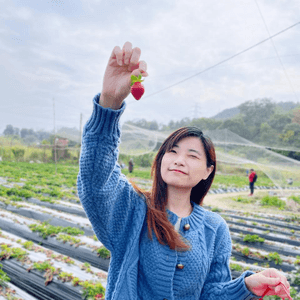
[
  {"xmin": 249, "ymin": 168, "xmax": 257, "ymax": 196},
  {"xmin": 77, "ymin": 42, "xmax": 291, "ymax": 299},
  {"xmin": 287, "ymin": 178, "xmax": 293, "ymax": 185},
  {"xmin": 128, "ymin": 158, "xmax": 134, "ymax": 173},
  {"xmin": 246, "ymin": 169, "xmax": 249, "ymax": 177}
]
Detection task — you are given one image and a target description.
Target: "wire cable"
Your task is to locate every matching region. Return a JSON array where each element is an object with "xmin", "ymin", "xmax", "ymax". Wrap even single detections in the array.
[
  {"xmin": 254, "ymin": 0, "xmax": 299, "ymax": 102},
  {"xmin": 127, "ymin": 21, "xmax": 300, "ymax": 104}
]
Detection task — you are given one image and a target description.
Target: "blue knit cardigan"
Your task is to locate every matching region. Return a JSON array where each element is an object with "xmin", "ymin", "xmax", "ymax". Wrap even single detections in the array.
[{"xmin": 77, "ymin": 94, "xmax": 259, "ymax": 300}]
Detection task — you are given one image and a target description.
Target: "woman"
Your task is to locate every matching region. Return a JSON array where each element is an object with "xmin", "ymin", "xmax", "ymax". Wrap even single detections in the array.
[{"xmin": 77, "ymin": 42, "xmax": 291, "ymax": 300}]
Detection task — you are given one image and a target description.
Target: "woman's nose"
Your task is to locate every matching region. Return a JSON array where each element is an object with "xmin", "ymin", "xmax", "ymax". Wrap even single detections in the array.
[{"xmin": 174, "ymin": 156, "xmax": 185, "ymax": 166}]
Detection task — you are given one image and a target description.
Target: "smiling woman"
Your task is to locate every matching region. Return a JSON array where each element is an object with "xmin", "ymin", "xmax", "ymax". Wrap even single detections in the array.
[
  {"xmin": 134, "ymin": 127, "xmax": 216, "ymax": 252},
  {"xmin": 77, "ymin": 42, "xmax": 292, "ymax": 300}
]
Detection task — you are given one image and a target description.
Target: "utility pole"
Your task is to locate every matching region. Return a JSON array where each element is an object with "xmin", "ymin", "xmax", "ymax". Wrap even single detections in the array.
[
  {"xmin": 53, "ymin": 98, "xmax": 57, "ymax": 175},
  {"xmin": 193, "ymin": 103, "xmax": 201, "ymax": 119},
  {"xmin": 79, "ymin": 113, "xmax": 82, "ymax": 146},
  {"xmin": 188, "ymin": 102, "xmax": 201, "ymax": 119}
]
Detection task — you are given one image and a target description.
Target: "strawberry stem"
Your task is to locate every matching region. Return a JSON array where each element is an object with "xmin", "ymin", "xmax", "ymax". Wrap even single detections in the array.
[{"xmin": 130, "ymin": 74, "xmax": 144, "ymax": 86}]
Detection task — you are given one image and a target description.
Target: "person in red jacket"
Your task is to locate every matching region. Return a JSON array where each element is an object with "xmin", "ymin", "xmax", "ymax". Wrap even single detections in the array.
[{"xmin": 249, "ymin": 168, "xmax": 257, "ymax": 196}]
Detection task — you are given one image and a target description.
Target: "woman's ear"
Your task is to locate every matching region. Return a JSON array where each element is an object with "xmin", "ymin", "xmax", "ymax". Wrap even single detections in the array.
[{"xmin": 203, "ymin": 165, "xmax": 214, "ymax": 180}]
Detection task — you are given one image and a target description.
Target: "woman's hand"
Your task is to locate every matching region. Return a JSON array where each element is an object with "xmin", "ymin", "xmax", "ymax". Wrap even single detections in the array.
[
  {"xmin": 244, "ymin": 268, "xmax": 292, "ymax": 299},
  {"xmin": 100, "ymin": 41, "xmax": 148, "ymax": 109}
]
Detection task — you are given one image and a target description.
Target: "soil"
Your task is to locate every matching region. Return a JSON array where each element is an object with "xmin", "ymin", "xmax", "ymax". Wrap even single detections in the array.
[{"xmin": 203, "ymin": 189, "xmax": 300, "ymax": 216}]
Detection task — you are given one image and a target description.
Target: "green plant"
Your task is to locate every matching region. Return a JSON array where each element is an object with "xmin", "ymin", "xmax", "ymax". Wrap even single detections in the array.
[
  {"xmin": 241, "ymin": 247, "xmax": 250, "ymax": 256},
  {"xmin": 62, "ymin": 256, "xmax": 75, "ymax": 265},
  {"xmin": 79, "ymin": 280, "xmax": 105, "ymax": 300},
  {"xmin": 22, "ymin": 241, "xmax": 34, "ymax": 250},
  {"xmin": 289, "ymin": 195, "xmax": 300, "ymax": 204},
  {"xmin": 230, "ymin": 263, "xmax": 242, "ymax": 272},
  {"xmin": 267, "ymin": 252, "xmax": 283, "ymax": 265},
  {"xmin": 295, "ymin": 256, "xmax": 300, "ymax": 266},
  {"xmin": 237, "ymin": 219, "xmax": 246, "ymax": 224},
  {"xmin": 243, "ymin": 234, "xmax": 265, "ymax": 243},
  {"xmin": 212, "ymin": 207, "xmax": 222, "ymax": 212},
  {"xmin": 261, "ymin": 195, "xmax": 286, "ymax": 209},
  {"xmin": 11, "ymin": 147, "xmax": 25, "ymax": 161},
  {"xmin": 29, "ymin": 222, "xmax": 84, "ymax": 239},
  {"xmin": 72, "ymin": 277, "xmax": 81, "ymax": 286},
  {"xmin": 9, "ymin": 195, "xmax": 22, "ymax": 202},
  {"xmin": 0, "ymin": 244, "xmax": 28, "ymax": 261},
  {"xmin": 0, "ymin": 264, "xmax": 10, "ymax": 287},
  {"xmin": 30, "ymin": 260, "xmax": 59, "ymax": 285},
  {"xmin": 57, "ymin": 271, "xmax": 73, "ymax": 282},
  {"xmin": 56, "ymin": 234, "xmax": 81, "ymax": 245},
  {"xmin": 234, "ymin": 196, "xmax": 252, "ymax": 203},
  {"xmin": 96, "ymin": 247, "xmax": 111, "ymax": 259}
]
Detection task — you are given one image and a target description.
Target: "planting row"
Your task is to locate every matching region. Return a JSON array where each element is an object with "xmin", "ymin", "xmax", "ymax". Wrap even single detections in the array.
[
  {"xmin": 0, "ymin": 201, "xmax": 299, "ymax": 278},
  {"xmin": 0, "ymin": 209, "xmax": 110, "ymax": 271},
  {"xmin": 0, "ymin": 229, "xmax": 107, "ymax": 300}
]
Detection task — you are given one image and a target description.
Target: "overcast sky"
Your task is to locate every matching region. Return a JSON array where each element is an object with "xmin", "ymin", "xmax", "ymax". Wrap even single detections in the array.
[{"xmin": 0, "ymin": 0, "xmax": 299, "ymax": 135}]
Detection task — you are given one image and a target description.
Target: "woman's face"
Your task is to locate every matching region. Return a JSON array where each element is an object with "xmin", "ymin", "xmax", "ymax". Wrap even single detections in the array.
[{"xmin": 160, "ymin": 136, "xmax": 213, "ymax": 189}]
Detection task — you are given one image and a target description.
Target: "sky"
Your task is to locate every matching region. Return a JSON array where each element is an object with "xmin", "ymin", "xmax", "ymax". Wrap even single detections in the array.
[{"xmin": 0, "ymin": 0, "xmax": 299, "ymax": 135}]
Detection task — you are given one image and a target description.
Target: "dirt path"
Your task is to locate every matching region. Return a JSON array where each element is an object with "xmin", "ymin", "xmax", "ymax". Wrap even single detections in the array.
[
  {"xmin": 131, "ymin": 177, "xmax": 300, "ymax": 216},
  {"xmin": 204, "ymin": 189, "xmax": 300, "ymax": 216}
]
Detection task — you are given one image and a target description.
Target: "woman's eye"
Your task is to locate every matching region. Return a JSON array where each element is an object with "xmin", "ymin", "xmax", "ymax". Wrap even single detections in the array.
[
  {"xmin": 170, "ymin": 150, "xmax": 176, "ymax": 153},
  {"xmin": 190, "ymin": 155, "xmax": 198, "ymax": 159}
]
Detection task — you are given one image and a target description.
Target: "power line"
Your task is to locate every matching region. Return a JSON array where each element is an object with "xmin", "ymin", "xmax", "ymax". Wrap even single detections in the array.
[
  {"xmin": 128, "ymin": 21, "xmax": 300, "ymax": 103},
  {"xmin": 146, "ymin": 53, "xmax": 300, "ymax": 80},
  {"xmin": 254, "ymin": 0, "xmax": 299, "ymax": 102}
]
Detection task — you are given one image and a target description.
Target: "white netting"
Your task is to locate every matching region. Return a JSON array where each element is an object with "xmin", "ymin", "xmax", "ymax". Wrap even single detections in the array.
[
  {"xmin": 54, "ymin": 122, "xmax": 300, "ymax": 188},
  {"xmin": 118, "ymin": 125, "xmax": 300, "ymax": 188}
]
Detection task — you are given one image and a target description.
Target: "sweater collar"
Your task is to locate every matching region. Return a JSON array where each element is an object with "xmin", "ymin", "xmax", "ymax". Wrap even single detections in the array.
[{"xmin": 166, "ymin": 201, "xmax": 206, "ymax": 230}]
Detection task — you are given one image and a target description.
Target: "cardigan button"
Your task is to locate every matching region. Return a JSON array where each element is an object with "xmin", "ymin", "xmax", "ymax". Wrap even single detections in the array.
[
  {"xmin": 176, "ymin": 263, "xmax": 184, "ymax": 269},
  {"xmin": 184, "ymin": 224, "xmax": 190, "ymax": 231}
]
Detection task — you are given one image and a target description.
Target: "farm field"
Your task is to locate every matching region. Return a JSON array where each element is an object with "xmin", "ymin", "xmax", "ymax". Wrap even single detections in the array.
[{"xmin": 0, "ymin": 161, "xmax": 300, "ymax": 299}]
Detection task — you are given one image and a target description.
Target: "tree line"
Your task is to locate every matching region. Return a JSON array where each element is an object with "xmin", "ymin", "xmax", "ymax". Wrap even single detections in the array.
[
  {"xmin": 125, "ymin": 98, "xmax": 300, "ymax": 160},
  {"xmin": 1, "ymin": 125, "xmax": 79, "ymax": 147}
]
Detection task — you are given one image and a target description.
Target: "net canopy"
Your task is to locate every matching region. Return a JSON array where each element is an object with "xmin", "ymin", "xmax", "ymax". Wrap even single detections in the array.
[{"xmin": 118, "ymin": 125, "xmax": 300, "ymax": 189}]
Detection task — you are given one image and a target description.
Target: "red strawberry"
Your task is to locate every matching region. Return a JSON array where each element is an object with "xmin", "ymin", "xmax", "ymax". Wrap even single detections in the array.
[{"xmin": 130, "ymin": 74, "xmax": 145, "ymax": 100}]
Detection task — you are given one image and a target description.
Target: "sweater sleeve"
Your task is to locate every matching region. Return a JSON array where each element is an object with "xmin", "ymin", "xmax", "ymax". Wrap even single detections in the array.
[
  {"xmin": 77, "ymin": 93, "xmax": 145, "ymax": 252},
  {"xmin": 200, "ymin": 222, "xmax": 260, "ymax": 300}
]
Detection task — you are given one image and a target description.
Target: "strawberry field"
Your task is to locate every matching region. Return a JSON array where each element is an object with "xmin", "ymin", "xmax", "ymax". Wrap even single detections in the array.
[{"xmin": 0, "ymin": 161, "xmax": 300, "ymax": 299}]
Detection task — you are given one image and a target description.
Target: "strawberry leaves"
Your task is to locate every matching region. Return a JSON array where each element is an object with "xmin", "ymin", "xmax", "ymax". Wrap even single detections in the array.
[{"xmin": 130, "ymin": 74, "xmax": 144, "ymax": 86}]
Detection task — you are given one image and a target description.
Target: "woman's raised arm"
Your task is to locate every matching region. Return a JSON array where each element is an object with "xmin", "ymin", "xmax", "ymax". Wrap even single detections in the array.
[{"xmin": 77, "ymin": 42, "xmax": 148, "ymax": 252}]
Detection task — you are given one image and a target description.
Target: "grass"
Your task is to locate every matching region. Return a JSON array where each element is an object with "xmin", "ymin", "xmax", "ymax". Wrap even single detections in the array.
[
  {"xmin": 289, "ymin": 195, "xmax": 300, "ymax": 204},
  {"xmin": 260, "ymin": 195, "xmax": 286, "ymax": 209},
  {"xmin": 233, "ymin": 195, "xmax": 255, "ymax": 204}
]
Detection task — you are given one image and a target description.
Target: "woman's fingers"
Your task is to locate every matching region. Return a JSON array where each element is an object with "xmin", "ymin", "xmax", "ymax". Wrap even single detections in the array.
[
  {"xmin": 138, "ymin": 60, "xmax": 148, "ymax": 76},
  {"xmin": 122, "ymin": 41, "xmax": 133, "ymax": 64},
  {"xmin": 110, "ymin": 42, "xmax": 148, "ymax": 76},
  {"xmin": 130, "ymin": 47, "xmax": 141, "ymax": 65},
  {"xmin": 111, "ymin": 45, "xmax": 123, "ymax": 66}
]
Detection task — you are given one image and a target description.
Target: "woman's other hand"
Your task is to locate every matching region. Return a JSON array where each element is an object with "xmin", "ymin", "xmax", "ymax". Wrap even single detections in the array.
[{"xmin": 244, "ymin": 268, "xmax": 292, "ymax": 299}]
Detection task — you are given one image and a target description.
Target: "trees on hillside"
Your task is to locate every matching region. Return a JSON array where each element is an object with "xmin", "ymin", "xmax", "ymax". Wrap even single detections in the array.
[{"xmin": 238, "ymin": 98, "xmax": 276, "ymax": 127}]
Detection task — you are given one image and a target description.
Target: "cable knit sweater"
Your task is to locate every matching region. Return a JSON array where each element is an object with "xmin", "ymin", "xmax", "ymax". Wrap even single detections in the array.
[{"xmin": 77, "ymin": 93, "xmax": 260, "ymax": 300}]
